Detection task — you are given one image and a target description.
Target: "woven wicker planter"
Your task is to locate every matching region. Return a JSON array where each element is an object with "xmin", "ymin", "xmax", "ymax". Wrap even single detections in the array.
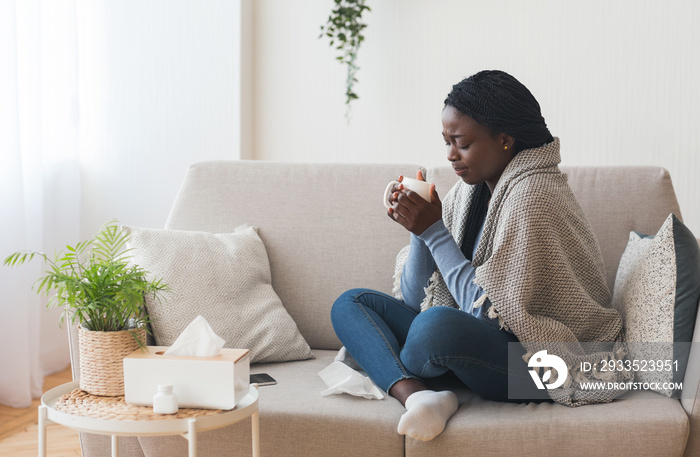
[{"xmin": 78, "ymin": 325, "xmax": 146, "ymax": 396}]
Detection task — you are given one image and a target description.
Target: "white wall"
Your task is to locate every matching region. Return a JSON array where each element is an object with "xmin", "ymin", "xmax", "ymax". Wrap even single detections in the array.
[
  {"xmin": 77, "ymin": 0, "xmax": 250, "ymax": 237},
  {"xmin": 253, "ymin": 0, "xmax": 700, "ymax": 236}
]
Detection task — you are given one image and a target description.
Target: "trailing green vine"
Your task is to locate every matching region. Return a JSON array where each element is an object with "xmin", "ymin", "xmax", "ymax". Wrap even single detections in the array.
[{"xmin": 319, "ymin": 0, "xmax": 371, "ymax": 118}]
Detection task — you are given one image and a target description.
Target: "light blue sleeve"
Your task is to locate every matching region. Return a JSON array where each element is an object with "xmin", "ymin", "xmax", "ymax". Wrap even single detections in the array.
[
  {"xmin": 417, "ymin": 220, "xmax": 490, "ymax": 315},
  {"xmin": 400, "ymin": 234, "xmax": 436, "ymax": 312}
]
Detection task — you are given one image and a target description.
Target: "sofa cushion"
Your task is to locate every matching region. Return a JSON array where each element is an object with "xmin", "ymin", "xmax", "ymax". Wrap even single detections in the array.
[
  {"xmin": 164, "ymin": 161, "xmax": 424, "ymax": 350},
  {"xmin": 559, "ymin": 166, "xmax": 682, "ymax": 293},
  {"xmin": 122, "ymin": 225, "xmax": 313, "ymax": 363},
  {"xmin": 137, "ymin": 350, "xmax": 406, "ymax": 457},
  {"xmin": 134, "ymin": 350, "xmax": 688, "ymax": 457},
  {"xmin": 405, "ymin": 390, "xmax": 688, "ymax": 457}
]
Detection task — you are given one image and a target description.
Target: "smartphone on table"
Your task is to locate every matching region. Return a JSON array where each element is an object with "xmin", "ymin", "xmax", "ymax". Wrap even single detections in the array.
[{"xmin": 250, "ymin": 373, "xmax": 277, "ymax": 386}]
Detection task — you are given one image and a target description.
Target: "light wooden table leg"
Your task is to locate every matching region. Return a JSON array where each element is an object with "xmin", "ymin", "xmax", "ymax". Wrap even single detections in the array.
[
  {"xmin": 111, "ymin": 435, "xmax": 119, "ymax": 456},
  {"xmin": 251, "ymin": 410, "xmax": 260, "ymax": 457},
  {"xmin": 188, "ymin": 419, "xmax": 197, "ymax": 457},
  {"xmin": 38, "ymin": 405, "xmax": 47, "ymax": 457}
]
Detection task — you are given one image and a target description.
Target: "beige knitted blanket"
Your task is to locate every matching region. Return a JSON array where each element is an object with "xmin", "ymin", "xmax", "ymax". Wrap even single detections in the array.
[{"xmin": 394, "ymin": 138, "xmax": 630, "ymax": 406}]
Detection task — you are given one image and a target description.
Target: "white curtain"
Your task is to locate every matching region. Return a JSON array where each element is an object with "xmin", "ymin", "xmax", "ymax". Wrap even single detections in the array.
[
  {"xmin": 1, "ymin": 0, "xmax": 245, "ymax": 407},
  {"xmin": 0, "ymin": 0, "xmax": 78, "ymax": 407}
]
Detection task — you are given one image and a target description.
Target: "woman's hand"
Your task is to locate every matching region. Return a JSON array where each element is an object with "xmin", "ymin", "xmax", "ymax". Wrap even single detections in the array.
[
  {"xmin": 387, "ymin": 171, "xmax": 442, "ymax": 235},
  {"xmin": 385, "ymin": 175, "xmax": 404, "ymax": 208}
]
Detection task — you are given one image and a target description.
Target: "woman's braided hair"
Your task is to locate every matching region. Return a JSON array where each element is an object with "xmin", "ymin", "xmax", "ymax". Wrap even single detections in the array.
[{"xmin": 444, "ymin": 70, "xmax": 554, "ymax": 261}]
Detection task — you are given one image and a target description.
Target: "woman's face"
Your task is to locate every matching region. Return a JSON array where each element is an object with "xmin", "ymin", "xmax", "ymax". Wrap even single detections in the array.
[{"xmin": 441, "ymin": 105, "xmax": 514, "ymax": 194}]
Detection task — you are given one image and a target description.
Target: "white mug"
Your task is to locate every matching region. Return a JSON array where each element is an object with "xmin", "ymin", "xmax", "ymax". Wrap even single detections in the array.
[{"xmin": 383, "ymin": 177, "xmax": 432, "ymax": 209}]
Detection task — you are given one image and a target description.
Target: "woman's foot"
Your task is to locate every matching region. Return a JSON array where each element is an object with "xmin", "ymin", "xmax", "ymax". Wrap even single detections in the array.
[{"xmin": 397, "ymin": 390, "xmax": 459, "ymax": 441}]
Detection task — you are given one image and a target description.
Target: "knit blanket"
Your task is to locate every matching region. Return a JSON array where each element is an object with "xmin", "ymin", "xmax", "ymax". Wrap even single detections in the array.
[{"xmin": 394, "ymin": 138, "xmax": 631, "ymax": 406}]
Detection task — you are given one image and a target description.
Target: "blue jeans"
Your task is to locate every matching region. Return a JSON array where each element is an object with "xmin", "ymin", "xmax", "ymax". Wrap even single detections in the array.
[{"xmin": 331, "ymin": 288, "xmax": 533, "ymax": 402}]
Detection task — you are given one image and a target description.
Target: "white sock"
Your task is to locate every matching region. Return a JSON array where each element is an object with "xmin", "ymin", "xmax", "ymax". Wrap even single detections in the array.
[{"xmin": 397, "ymin": 390, "xmax": 459, "ymax": 441}]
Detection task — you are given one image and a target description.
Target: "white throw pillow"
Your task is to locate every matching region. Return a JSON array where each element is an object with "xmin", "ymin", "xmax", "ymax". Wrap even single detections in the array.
[
  {"xmin": 122, "ymin": 225, "xmax": 313, "ymax": 363},
  {"xmin": 612, "ymin": 214, "xmax": 700, "ymax": 397}
]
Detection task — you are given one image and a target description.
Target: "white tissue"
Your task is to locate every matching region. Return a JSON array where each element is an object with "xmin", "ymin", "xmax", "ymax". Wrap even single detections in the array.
[
  {"xmin": 163, "ymin": 315, "xmax": 225, "ymax": 357},
  {"xmin": 333, "ymin": 346, "xmax": 363, "ymax": 371},
  {"xmin": 318, "ymin": 361, "xmax": 384, "ymax": 400}
]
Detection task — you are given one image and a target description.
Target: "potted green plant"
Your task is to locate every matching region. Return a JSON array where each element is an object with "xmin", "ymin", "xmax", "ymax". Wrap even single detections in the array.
[{"xmin": 4, "ymin": 221, "xmax": 167, "ymax": 396}]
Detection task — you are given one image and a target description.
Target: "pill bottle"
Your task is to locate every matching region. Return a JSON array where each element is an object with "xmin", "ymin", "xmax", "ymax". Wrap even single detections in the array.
[{"xmin": 153, "ymin": 384, "xmax": 178, "ymax": 414}]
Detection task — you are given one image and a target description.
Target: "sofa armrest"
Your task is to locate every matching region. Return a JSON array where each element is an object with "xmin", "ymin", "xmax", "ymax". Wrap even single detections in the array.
[{"xmin": 681, "ymin": 294, "xmax": 700, "ymax": 457}]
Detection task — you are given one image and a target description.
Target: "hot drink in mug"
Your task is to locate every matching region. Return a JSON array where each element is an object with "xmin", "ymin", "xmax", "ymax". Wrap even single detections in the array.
[{"xmin": 383, "ymin": 177, "xmax": 432, "ymax": 209}]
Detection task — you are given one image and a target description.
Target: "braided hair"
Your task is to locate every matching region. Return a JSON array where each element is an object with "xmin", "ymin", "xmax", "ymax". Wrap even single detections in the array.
[{"xmin": 444, "ymin": 70, "xmax": 553, "ymax": 261}]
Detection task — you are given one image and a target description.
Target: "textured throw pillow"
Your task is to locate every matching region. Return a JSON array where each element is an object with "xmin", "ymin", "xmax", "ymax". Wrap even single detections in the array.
[
  {"xmin": 612, "ymin": 213, "xmax": 700, "ymax": 395},
  {"xmin": 122, "ymin": 225, "xmax": 313, "ymax": 364}
]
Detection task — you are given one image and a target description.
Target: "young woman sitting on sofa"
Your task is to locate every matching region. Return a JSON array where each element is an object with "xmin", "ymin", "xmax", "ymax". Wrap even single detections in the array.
[{"xmin": 331, "ymin": 70, "xmax": 624, "ymax": 441}]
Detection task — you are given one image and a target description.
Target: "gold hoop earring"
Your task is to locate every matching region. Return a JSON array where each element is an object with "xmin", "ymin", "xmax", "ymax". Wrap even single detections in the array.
[{"xmin": 504, "ymin": 146, "xmax": 508, "ymax": 150}]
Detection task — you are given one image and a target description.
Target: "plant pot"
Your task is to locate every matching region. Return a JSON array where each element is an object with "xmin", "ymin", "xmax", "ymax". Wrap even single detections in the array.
[{"xmin": 78, "ymin": 325, "xmax": 146, "ymax": 396}]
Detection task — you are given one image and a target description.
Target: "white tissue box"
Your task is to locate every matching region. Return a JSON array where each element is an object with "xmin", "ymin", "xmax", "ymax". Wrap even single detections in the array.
[{"xmin": 123, "ymin": 346, "xmax": 250, "ymax": 410}]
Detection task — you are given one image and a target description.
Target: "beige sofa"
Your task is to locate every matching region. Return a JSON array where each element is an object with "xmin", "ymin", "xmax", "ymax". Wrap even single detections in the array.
[{"xmin": 70, "ymin": 161, "xmax": 700, "ymax": 456}]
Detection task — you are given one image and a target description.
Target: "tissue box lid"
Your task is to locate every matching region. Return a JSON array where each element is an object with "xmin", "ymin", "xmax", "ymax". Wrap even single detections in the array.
[{"xmin": 125, "ymin": 346, "xmax": 249, "ymax": 362}]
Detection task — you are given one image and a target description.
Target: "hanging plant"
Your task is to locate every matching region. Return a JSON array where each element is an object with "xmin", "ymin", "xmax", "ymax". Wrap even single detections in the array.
[{"xmin": 319, "ymin": 0, "xmax": 371, "ymax": 118}]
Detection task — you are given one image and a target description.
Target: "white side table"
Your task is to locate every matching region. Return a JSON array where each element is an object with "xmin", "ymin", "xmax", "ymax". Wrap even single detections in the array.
[{"xmin": 39, "ymin": 381, "xmax": 260, "ymax": 457}]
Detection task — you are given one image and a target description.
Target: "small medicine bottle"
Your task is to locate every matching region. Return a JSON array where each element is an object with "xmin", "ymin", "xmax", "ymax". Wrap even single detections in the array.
[{"xmin": 153, "ymin": 384, "xmax": 178, "ymax": 414}]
